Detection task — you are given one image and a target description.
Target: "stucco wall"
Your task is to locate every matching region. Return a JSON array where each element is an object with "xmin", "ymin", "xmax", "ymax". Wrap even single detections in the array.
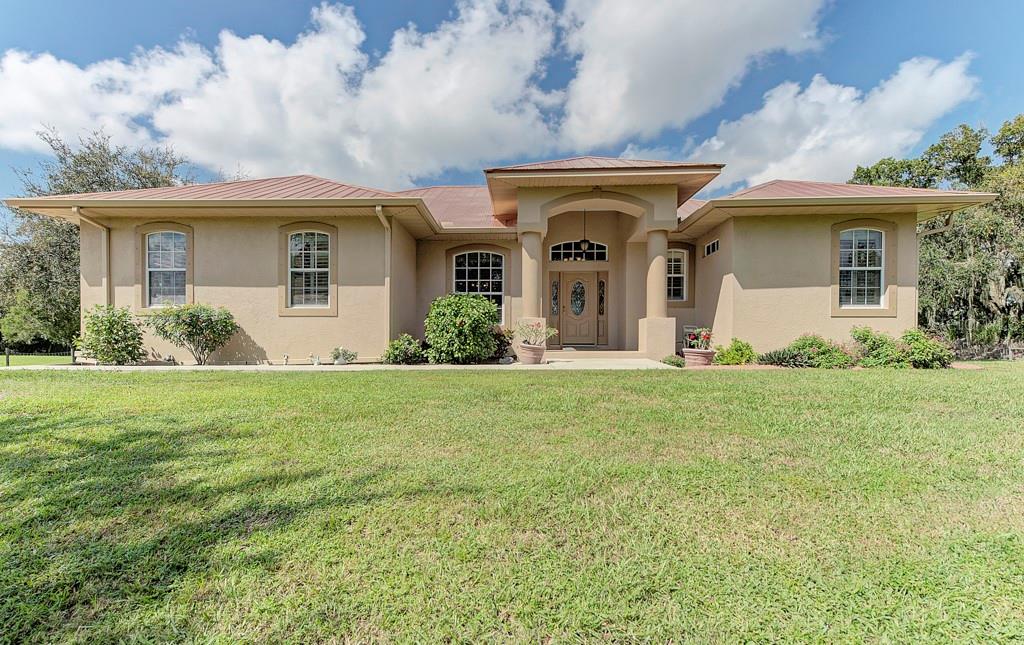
[
  {"xmin": 693, "ymin": 219, "xmax": 736, "ymax": 343},
  {"xmin": 93, "ymin": 214, "xmax": 390, "ymax": 363},
  {"xmin": 391, "ymin": 219, "xmax": 419, "ymax": 337},
  {"xmin": 728, "ymin": 213, "xmax": 919, "ymax": 351}
]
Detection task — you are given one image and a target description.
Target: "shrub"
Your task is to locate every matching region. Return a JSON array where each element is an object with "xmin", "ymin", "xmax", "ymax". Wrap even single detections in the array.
[
  {"xmin": 850, "ymin": 326, "xmax": 910, "ymax": 368},
  {"xmin": 514, "ymin": 320, "xmax": 559, "ymax": 347},
  {"xmin": 788, "ymin": 334, "xmax": 855, "ymax": 369},
  {"xmin": 148, "ymin": 304, "xmax": 239, "ymax": 365},
  {"xmin": 423, "ymin": 294, "xmax": 499, "ymax": 364},
  {"xmin": 713, "ymin": 338, "xmax": 757, "ymax": 365},
  {"xmin": 662, "ymin": 355, "xmax": 685, "ymax": 368},
  {"xmin": 491, "ymin": 327, "xmax": 515, "ymax": 361},
  {"xmin": 757, "ymin": 347, "xmax": 811, "ymax": 368},
  {"xmin": 77, "ymin": 305, "xmax": 145, "ymax": 365},
  {"xmin": 330, "ymin": 346, "xmax": 358, "ymax": 363},
  {"xmin": 382, "ymin": 334, "xmax": 427, "ymax": 365},
  {"xmin": 684, "ymin": 327, "xmax": 713, "ymax": 350},
  {"xmin": 900, "ymin": 329, "xmax": 954, "ymax": 369}
]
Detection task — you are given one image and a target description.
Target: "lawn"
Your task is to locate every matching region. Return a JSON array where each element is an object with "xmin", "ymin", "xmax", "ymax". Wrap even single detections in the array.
[
  {"xmin": 1, "ymin": 354, "xmax": 71, "ymax": 367},
  {"xmin": 2, "ymin": 365, "xmax": 1023, "ymax": 642}
]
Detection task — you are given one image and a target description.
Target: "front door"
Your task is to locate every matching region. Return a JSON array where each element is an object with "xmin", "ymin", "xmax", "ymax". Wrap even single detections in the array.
[{"xmin": 561, "ymin": 271, "xmax": 597, "ymax": 345}]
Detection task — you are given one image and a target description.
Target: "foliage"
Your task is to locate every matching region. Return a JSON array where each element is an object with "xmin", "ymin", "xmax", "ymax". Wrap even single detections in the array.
[
  {"xmin": 330, "ymin": 347, "xmax": 358, "ymax": 363},
  {"xmin": 1, "ymin": 129, "xmax": 193, "ymax": 348},
  {"xmin": 786, "ymin": 334, "xmax": 855, "ymax": 369},
  {"xmin": 850, "ymin": 327, "xmax": 910, "ymax": 368},
  {"xmin": 757, "ymin": 347, "xmax": 811, "ymax": 368},
  {"xmin": 147, "ymin": 304, "xmax": 239, "ymax": 365},
  {"xmin": 492, "ymin": 327, "xmax": 515, "ymax": 360},
  {"xmin": 423, "ymin": 294, "xmax": 499, "ymax": 364},
  {"xmin": 852, "ymin": 115, "xmax": 1024, "ymax": 343},
  {"xmin": 712, "ymin": 338, "xmax": 757, "ymax": 365},
  {"xmin": 661, "ymin": 355, "xmax": 686, "ymax": 368},
  {"xmin": 514, "ymin": 320, "xmax": 559, "ymax": 347},
  {"xmin": 382, "ymin": 334, "xmax": 428, "ymax": 365},
  {"xmin": 900, "ymin": 329, "xmax": 954, "ymax": 369},
  {"xmin": 0, "ymin": 290, "xmax": 50, "ymax": 346},
  {"xmin": 76, "ymin": 305, "xmax": 145, "ymax": 365},
  {"xmin": 685, "ymin": 327, "xmax": 713, "ymax": 350}
]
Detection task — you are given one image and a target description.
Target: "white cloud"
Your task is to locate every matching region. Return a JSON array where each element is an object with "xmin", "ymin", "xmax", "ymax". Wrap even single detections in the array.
[
  {"xmin": 0, "ymin": 1, "xmax": 559, "ymax": 188},
  {"xmin": 687, "ymin": 54, "xmax": 978, "ymax": 191},
  {"xmin": 559, "ymin": 0, "xmax": 824, "ymax": 149}
]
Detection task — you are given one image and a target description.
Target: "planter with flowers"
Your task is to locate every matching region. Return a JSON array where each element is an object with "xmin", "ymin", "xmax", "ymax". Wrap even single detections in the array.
[
  {"xmin": 681, "ymin": 328, "xmax": 715, "ymax": 366},
  {"xmin": 514, "ymin": 321, "xmax": 559, "ymax": 365}
]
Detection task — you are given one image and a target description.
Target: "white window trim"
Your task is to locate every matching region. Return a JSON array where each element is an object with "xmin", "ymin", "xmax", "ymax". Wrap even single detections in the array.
[
  {"xmin": 452, "ymin": 250, "xmax": 505, "ymax": 324},
  {"xmin": 145, "ymin": 231, "xmax": 187, "ymax": 308},
  {"xmin": 838, "ymin": 228, "xmax": 886, "ymax": 309},
  {"xmin": 704, "ymin": 239, "xmax": 720, "ymax": 256},
  {"xmin": 549, "ymin": 240, "xmax": 609, "ymax": 262},
  {"xmin": 287, "ymin": 230, "xmax": 331, "ymax": 309},
  {"xmin": 667, "ymin": 248, "xmax": 688, "ymax": 302}
]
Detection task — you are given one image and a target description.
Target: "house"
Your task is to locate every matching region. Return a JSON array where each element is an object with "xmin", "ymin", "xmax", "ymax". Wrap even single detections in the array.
[{"xmin": 4, "ymin": 156, "xmax": 996, "ymax": 363}]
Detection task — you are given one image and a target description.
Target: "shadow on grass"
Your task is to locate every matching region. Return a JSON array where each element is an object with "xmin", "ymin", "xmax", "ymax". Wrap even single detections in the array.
[{"xmin": 0, "ymin": 411, "xmax": 477, "ymax": 641}]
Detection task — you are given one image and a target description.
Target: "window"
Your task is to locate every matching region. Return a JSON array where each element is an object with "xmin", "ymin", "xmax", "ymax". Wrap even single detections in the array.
[
  {"xmin": 667, "ymin": 249, "xmax": 687, "ymax": 301},
  {"xmin": 453, "ymin": 251, "xmax": 504, "ymax": 321},
  {"xmin": 550, "ymin": 240, "xmax": 608, "ymax": 261},
  {"xmin": 146, "ymin": 231, "xmax": 187, "ymax": 306},
  {"xmin": 288, "ymin": 231, "xmax": 330, "ymax": 307},
  {"xmin": 839, "ymin": 228, "xmax": 884, "ymax": 307},
  {"xmin": 704, "ymin": 239, "xmax": 719, "ymax": 256}
]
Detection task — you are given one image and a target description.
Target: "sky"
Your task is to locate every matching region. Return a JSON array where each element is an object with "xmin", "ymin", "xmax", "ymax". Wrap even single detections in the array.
[{"xmin": 0, "ymin": 0, "xmax": 1021, "ymax": 201}]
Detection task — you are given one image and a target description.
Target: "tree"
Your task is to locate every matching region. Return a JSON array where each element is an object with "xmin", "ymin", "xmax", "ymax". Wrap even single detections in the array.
[
  {"xmin": 851, "ymin": 116, "xmax": 1024, "ymax": 343},
  {"xmin": 0, "ymin": 129, "xmax": 193, "ymax": 347}
]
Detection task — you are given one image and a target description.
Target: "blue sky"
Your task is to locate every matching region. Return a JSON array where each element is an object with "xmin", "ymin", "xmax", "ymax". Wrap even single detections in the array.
[{"xmin": 0, "ymin": 0, "xmax": 1021, "ymax": 200}]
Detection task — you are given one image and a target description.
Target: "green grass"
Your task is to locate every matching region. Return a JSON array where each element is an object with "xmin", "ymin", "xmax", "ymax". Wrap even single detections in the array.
[
  {"xmin": 1, "ymin": 354, "xmax": 71, "ymax": 367},
  {"xmin": 2, "ymin": 365, "xmax": 1024, "ymax": 642}
]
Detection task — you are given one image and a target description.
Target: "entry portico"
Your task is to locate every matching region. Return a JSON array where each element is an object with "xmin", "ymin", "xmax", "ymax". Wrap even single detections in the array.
[{"xmin": 484, "ymin": 158, "xmax": 723, "ymax": 357}]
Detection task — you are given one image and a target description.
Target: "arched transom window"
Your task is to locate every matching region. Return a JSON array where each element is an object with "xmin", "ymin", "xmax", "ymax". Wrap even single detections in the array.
[
  {"xmin": 288, "ymin": 231, "xmax": 330, "ymax": 307},
  {"xmin": 453, "ymin": 251, "xmax": 504, "ymax": 321},
  {"xmin": 550, "ymin": 240, "xmax": 608, "ymax": 262},
  {"xmin": 146, "ymin": 231, "xmax": 187, "ymax": 307},
  {"xmin": 839, "ymin": 228, "xmax": 884, "ymax": 307},
  {"xmin": 667, "ymin": 249, "xmax": 687, "ymax": 301}
]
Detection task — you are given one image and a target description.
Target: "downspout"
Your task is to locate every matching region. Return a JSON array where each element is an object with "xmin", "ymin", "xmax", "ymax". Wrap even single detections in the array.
[
  {"xmin": 376, "ymin": 204, "xmax": 393, "ymax": 345},
  {"xmin": 74, "ymin": 206, "xmax": 112, "ymax": 307}
]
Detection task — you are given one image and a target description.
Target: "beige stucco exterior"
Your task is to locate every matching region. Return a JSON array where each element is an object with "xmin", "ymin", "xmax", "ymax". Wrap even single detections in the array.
[{"xmin": 11, "ymin": 159, "xmax": 993, "ymax": 364}]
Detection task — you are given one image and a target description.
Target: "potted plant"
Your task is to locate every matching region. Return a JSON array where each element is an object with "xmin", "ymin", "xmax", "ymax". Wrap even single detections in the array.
[
  {"xmin": 514, "ymin": 321, "xmax": 558, "ymax": 365},
  {"xmin": 681, "ymin": 327, "xmax": 715, "ymax": 366},
  {"xmin": 330, "ymin": 347, "xmax": 358, "ymax": 365}
]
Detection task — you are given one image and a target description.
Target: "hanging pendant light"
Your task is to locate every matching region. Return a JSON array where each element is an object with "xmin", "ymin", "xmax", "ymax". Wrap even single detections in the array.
[{"xmin": 579, "ymin": 209, "xmax": 591, "ymax": 253}]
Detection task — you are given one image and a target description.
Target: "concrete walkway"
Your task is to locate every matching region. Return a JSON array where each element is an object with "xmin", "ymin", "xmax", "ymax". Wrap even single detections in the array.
[{"xmin": 6, "ymin": 358, "xmax": 675, "ymax": 371}]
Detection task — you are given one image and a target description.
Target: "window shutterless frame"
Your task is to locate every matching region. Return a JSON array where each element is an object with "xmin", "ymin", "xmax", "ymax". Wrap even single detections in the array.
[
  {"xmin": 287, "ymin": 230, "xmax": 331, "ymax": 308},
  {"xmin": 838, "ymin": 228, "xmax": 885, "ymax": 308},
  {"xmin": 134, "ymin": 222, "xmax": 193, "ymax": 313},
  {"xmin": 452, "ymin": 250, "xmax": 505, "ymax": 324},
  {"xmin": 666, "ymin": 249, "xmax": 687, "ymax": 301},
  {"xmin": 277, "ymin": 222, "xmax": 338, "ymax": 317},
  {"xmin": 830, "ymin": 218, "xmax": 898, "ymax": 318}
]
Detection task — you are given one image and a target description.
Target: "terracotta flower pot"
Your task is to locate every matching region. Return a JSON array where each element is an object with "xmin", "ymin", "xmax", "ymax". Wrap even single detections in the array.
[
  {"xmin": 681, "ymin": 348, "xmax": 716, "ymax": 367},
  {"xmin": 518, "ymin": 342, "xmax": 546, "ymax": 365}
]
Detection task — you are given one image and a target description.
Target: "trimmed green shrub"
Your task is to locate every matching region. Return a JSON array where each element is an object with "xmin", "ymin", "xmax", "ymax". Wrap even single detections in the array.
[
  {"xmin": 77, "ymin": 305, "xmax": 145, "ymax": 365},
  {"xmin": 423, "ymin": 294, "xmax": 499, "ymax": 364},
  {"xmin": 713, "ymin": 338, "xmax": 757, "ymax": 365},
  {"xmin": 900, "ymin": 329, "xmax": 954, "ymax": 369},
  {"xmin": 330, "ymin": 347, "xmax": 358, "ymax": 363},
  {"xmin": 788, "ymin": 334, "xmax": 856, "ymax": 369},
  {"xmin": 382, "ymin": 334, "xmax": 427, "ymax": 365},
  {"xmin": 662, "ymin": 355, "xmax": 686, "ymax": 368},
  {"xmin": 757, "ymin": 347, "xmax": 811, "ymax": 368},
  {"xmin": 850, "ymin": 326, "xmax": 910, "ymax": 368},
  {"xmin": 148, "ymin": 304, "xmax": 239, "ymax": 365}
]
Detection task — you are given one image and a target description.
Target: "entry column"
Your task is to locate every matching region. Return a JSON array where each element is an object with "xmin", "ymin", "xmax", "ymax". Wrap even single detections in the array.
[
  {"xmin": 638, "ymin": 228, "xmax": 676, "ymax": 358},
  {"xmin": 520, "ymin": 231, "xmax": 543, "ymax": 318}
]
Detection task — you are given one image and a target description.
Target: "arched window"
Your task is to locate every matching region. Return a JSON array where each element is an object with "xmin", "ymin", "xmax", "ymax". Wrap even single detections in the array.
[
  {"xmin": 453, "ymin": 251, "xmax": 504, "ymax": 322},
  {"xmin": 288, "ymin": 231, "xmax": 330, "ymax": 307},
  {"xmin": 667, "ymin": 249, "xmax": 687, "ymax": 301},
  {"xmin": 146, "ymin": 231, "xmax": 187, "ymax": 307},
  {"xmin": 550, "ymin": 240, "xmax": 608, "ymax": 261},
  {"xmin": 839, "ymin": 229, "xmax": 884, "ymax": 307}
]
